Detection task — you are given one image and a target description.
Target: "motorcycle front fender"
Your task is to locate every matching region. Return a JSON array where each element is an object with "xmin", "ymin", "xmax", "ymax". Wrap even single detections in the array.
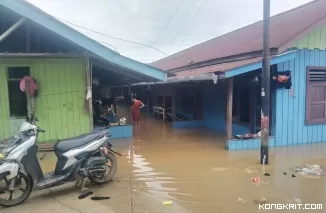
[{"xmin": 0, "ymin": 161, "xmax": 20, "ymax": 180}]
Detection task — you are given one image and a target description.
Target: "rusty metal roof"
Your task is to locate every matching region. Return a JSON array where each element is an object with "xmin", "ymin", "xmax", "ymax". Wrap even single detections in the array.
[
  {"xmin": 129, "ymin": 51, "xmax": 295, "ymax": 85},
  {"xmin": 152, "ymin": 0, "xmax": 326, "ymax": 71},
  {"xmin": 174, "ymin": 57, "xmax": 263, "ymax": 77}
]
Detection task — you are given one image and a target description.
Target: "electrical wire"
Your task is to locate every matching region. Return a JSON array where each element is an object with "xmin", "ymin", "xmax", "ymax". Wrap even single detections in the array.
[
  {"xmin": 54, "ymin": 16, "xmax": 194, "ymax": 64},
  {"xmin": 150, "ymin": 0, "xmax": 186, "ymax": 47},
  {"xmin": 244, "ymin": 0, "xmax": 250, "ymax": 20},
  {"xmin": 175, "ymin": 0, "xmax": 206, "ymax": 46},
  {"xmin": 55, "ymin": 17, "xmax": 171, "ymax": 57}
]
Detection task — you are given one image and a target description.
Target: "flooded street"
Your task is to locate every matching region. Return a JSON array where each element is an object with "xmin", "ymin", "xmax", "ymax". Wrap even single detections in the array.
[{"xmin": 2, "ymin": 117, "xmax": 326, "ymax": 213}]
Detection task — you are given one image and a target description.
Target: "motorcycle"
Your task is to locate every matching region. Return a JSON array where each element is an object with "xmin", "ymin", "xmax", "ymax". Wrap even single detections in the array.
[{"xmin": 0, "ymin": 115, "xmax": 119, "ymax": 207}]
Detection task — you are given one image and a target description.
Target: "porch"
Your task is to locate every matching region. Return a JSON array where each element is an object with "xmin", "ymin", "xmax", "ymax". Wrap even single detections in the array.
[{"xmin": 129, "ymin": 51, "xmax": 296, "ymax": 150}]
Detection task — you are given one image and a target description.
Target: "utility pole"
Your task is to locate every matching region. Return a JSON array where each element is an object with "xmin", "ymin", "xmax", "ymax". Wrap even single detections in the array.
[{"xmin": 260, "ymin": 0, "xmax": 270, "ymax": 165}]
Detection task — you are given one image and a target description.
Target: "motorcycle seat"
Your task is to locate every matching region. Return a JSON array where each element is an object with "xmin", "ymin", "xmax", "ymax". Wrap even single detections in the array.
[{"xmin": 54, "ymin": 131, "xmax": 107, "ymax": 153}]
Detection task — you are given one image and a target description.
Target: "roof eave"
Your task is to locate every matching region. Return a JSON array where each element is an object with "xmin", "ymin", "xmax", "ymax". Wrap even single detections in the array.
[{"xmin": 0, "ymin": 0, "xmax": 167, "ymax": 82}]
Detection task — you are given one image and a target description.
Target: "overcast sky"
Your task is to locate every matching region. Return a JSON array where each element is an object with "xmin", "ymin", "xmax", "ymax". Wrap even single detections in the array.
[{"xmin": 26, "ymin": 0, "xmax": 313, "ymax": 63}]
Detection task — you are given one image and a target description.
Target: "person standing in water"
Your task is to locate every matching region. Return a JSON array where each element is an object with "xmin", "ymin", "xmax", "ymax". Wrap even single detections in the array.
[{"xmin": 131, "ymin": 94, "xmax": 145, "ymax": 127}]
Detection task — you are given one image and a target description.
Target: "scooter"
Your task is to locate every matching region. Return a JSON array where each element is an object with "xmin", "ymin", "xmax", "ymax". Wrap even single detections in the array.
[{"xmin": 0, "ymin": 115, "xmax": 119, "ymax": 207}]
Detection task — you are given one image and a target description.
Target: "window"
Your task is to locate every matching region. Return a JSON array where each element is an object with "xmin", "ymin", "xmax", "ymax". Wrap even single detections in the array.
[
  {"xmin": 306, "ymin": 67, "xmax": 326, "ymax": 124},
  {"xmin": 7, "ymin": 67, "xmax": 30, "ymax": 117}
]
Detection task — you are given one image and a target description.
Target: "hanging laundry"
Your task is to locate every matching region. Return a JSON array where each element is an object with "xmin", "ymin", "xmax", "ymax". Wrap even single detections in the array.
[
  {"xmin": 271, "ymin": 71, "xmax": 292, "ymax": 89},
  {"xmin": 20, "ymin": 76, "xmax": 38, "ymax": 97}
]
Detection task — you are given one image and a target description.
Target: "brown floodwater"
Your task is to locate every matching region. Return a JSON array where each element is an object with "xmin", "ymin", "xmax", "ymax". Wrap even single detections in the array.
[
  {"xmin": 116, "ymin": 116, "xmax": 326, "ymax": 212},
  {"xmin": 2, "ymin": 115, "xmax": 326, "ymax": 213}
]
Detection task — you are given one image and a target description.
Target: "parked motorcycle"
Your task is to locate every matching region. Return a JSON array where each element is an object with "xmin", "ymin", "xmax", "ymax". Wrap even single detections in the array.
[{"xmin": 0, "ymin": 115, "xmax": 118, "ymax": 207}]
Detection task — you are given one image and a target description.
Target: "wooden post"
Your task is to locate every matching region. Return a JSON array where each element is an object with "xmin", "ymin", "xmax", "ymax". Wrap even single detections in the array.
[
  {"xmin": 226, "ymin": 78, "xmax": 233, "ymax": 141},
  {"xmin": 128, "ymin": 85, "xmax": 132, "ymax": 125},
  {"xmin": 172, "ymin": 89, "xmax": 176, "ymax": 121},
  {"xmin": 86, "ymin": 58, "xmax": 93, "ymax": 130}
]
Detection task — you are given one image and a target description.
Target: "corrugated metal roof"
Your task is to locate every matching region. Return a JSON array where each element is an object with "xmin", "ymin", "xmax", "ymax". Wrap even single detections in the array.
[
  {"xmin": 174, "ymin": 57, "xmax": 262, "ymax": 77},
  {"xmin": 151, "ymin": 0, "xmax": 326, "ymax": 71}
]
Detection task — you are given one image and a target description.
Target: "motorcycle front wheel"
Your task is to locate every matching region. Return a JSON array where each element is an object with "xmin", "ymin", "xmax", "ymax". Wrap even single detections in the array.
[
  {"xmin": 88, "ymin": 152, "xmax": 117, "ymax": 184},
  {"xmin": 0, "ymin": 172, "xmax": 32, "ymax": 207}
]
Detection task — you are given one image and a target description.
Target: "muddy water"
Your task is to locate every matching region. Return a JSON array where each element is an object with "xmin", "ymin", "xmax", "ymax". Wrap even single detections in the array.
[
  {"xmin": 6, "ymin": 115, "xmax": 326, "ymax": 213},
  {"xmin": 128, "ymin": 117, "xmax": 326, "ymax": 212}
]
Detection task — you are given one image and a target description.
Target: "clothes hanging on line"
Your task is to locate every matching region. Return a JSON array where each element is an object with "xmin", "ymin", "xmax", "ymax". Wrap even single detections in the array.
[
  {"xmin": 20, "ymin": 76, "xmax": 38, "ymax": 97},
  {"xmin": 271, "ymin": 71, "xmax": 292, "ymax": 89}
]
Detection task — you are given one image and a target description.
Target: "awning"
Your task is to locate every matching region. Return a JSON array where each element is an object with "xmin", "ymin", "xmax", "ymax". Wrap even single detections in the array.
[
  {"xmin": 131, "ymin": 73, "xmax": 216, "ymax": 86},
  {"xmin": 174, "ymin": 50, "xmax": 296, "ymax": 78},
  {"xmin": 129, "ymin": 50, "xmax": 296, "ymax": 86}
]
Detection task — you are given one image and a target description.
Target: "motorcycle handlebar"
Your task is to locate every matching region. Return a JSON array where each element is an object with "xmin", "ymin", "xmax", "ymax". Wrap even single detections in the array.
[{"xmin": 37, "ymin": 128, "xmax": 46, "ymax": 133}]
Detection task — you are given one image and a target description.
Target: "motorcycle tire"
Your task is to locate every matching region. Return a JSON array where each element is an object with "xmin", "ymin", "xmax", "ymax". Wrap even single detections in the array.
[
  {"xmin": 0, "ymin": 172, "xmax": 32, "ymax": 207},
  {"xmin": 88, "ymin": 152, "xmax": 117, "ymax": 184}
]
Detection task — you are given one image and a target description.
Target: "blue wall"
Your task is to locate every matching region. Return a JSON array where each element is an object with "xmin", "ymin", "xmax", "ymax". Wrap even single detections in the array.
[
  {"xmin": 275, "ymin": 49, "xmax": 326, "ymax": 146},
  {"xmin": 202, "ymin": 84, "xmax": 250, "ymax": 135},
  {"xmin": 203, "ymin": 84, "xmax": 226, "ymax": 131},
  {"xmin": 228, "ymin": 137, "xmax": 275, "ymax": 150},
  {"xmin": 173, "ymin": 120, "xmax": 205, "ymax": 128},
  {"xmin": 175, "ymin": 96, "xmax": 194, "ymax": 120},
  {"xmin": 110, "ymin": 125, "xmax": 133, "ymax": 139}
]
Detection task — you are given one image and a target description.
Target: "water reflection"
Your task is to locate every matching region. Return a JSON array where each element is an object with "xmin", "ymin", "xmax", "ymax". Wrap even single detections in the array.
[{"xmin": 132, "ymin": 151, "xmax": 186, "ymax": 200}]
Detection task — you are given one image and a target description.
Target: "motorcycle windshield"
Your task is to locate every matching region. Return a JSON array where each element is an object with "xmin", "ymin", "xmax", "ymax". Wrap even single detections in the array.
[{"xmin": 19, "ymin": 122, "xmax": 35, "ymax": 133}]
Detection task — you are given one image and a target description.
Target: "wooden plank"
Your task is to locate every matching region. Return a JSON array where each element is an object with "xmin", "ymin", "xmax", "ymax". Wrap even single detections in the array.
[
  {"xmin": 0, "ymin": 17, "xmax": 26, "ymax": 43},
  {"xmin": 297, "ymin": 50, "xmax": 305, "ymax": 144},
  {"xmin": 320, "ymin": 27, "xmax": 326, "ymax": 50},
  {"xmin": 226, "ymin": 77, "xmax": 233, "ymax": 140},
  {"xmin": 86, "ymin": 58, "xmax": 93, "ymax": 130}
]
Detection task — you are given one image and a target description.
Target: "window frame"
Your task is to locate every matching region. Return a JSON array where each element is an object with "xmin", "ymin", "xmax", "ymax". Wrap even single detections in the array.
[
  {"xmin": 230, "ymin": 81, "xmax": 251, "ymax": 127},
  {"xmin": 305, "ymin": 66, "xmax": 326, "ymax": 125},
  {"xmin": 6, "ymin": 66, "xmax": 30, "ymax": 118}
]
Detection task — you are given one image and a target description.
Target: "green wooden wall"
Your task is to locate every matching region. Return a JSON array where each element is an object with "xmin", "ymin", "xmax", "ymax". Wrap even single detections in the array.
[
  {"xmin": 294, "ymin": 26, "xmax": 326, "ymax": 50},
  {"xmin": 0, "ymin": 58, "xmax": 91, "ymax": 143},
  {"xmin": 0, "ymin": 65, "xmax": 10, "ymax": 140}
]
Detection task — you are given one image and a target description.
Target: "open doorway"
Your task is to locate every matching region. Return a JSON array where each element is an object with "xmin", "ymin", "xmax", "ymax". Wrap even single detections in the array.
[{"xmin": 91, "ymin": 65, "xmax": 132, "ymax": 129}]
